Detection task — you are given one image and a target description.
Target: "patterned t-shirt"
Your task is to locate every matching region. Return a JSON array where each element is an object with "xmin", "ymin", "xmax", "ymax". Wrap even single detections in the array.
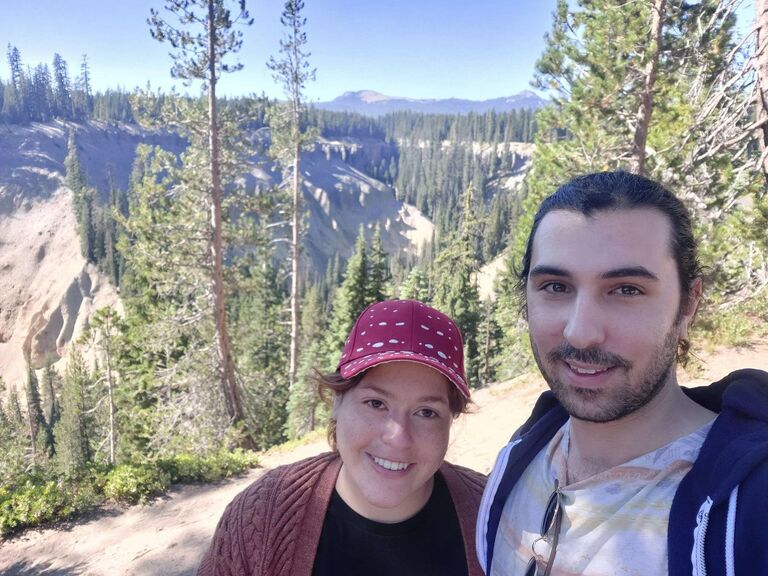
[{"xmin": 491, "ymin": 419, "xmax": 713, "ymax": 576}]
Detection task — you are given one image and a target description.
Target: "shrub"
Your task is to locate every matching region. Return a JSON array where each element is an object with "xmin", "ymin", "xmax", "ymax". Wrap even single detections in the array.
[
  {"xmin": 103, "ymin": 464, "xmax": 170, "ymax": 505},
  {"xmin": 158, "ymin": 449, "xmax": 259, "ymax": 484},
  {"xmin": 0, "ymin": 476, "xmax": 96, "ymax": 538}
]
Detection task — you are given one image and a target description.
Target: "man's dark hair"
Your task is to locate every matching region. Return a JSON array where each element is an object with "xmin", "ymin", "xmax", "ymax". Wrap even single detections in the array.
[{"xmin": 518, "ymin": 171, "xmax": 703, "ymax": 361}]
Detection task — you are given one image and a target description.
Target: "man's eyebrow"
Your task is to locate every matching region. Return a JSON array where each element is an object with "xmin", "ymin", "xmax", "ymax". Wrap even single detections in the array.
[
  {"xmin": 529, "ymin": 265, "xmax": 571, "ymax": 278},
  {"xmin": 529, "ymin": 265, "xmax": 659, "ymax": 281},
  {"xmin": 599, "ymin": 266, "xmax": 659, "ymax": 281}
]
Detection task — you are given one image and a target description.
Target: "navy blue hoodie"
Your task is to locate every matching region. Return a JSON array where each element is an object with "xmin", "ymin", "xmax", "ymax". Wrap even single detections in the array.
[{"xmin": 476, "ymin": 369, "xmax": 768, "ymax": 575}]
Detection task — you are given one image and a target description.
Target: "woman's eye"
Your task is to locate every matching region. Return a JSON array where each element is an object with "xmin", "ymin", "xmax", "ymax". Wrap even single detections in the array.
[
  {"xmin": 416, "ymin": 408, "xmax": 439, "ymax": 419},
  {"xmin": 364, "ymin": 399, "xmax": 385, "ymax": 410}
]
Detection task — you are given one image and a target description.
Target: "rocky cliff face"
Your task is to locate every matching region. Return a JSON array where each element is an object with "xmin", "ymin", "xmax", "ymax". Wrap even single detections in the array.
[{"xmin": 0, "ymin": 120, "xmax": 437, "ymax": 390}]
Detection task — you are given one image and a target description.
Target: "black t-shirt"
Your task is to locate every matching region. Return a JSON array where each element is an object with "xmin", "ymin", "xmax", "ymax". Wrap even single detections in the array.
[{"xmin": 311, "ymin": 473, "xmax": 468, "ymax": 576}]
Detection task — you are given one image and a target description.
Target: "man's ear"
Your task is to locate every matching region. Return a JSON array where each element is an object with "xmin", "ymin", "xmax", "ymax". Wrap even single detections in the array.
[{"xmin": 678, "ymin": 276, "xmax": 703, "ymax": 339}]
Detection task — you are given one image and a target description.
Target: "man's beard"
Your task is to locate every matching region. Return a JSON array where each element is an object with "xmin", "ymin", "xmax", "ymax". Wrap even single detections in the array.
[{"xmin": 531, "ymin": 323, "xmax": 680, "ymax": 423}]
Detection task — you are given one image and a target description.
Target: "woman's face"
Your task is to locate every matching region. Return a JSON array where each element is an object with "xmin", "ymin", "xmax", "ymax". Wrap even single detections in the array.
[{"xmin": 333, "ymin": 361, "xmax": 453, "ymax": 523}]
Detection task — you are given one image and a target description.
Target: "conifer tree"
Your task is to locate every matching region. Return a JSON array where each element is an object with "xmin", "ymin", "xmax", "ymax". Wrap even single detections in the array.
[
  {"xmin": 432, "ymin": 185, "xmax": 482, "ymax": 385},
  {"xmin": 399, "ymin": 266, "xmax": 430, "ymax": 301},
  {"xmin": 3, "ymin": 44, "xmax": 27, "ymax": 122},
  {"xmin": 267, "ymin": 0, "xmax": 317, "ymax": 393},
  {"xmin": 324, "ymin": 227, "xmax": 369, "ymax": 370},
  {"xmin": 286, "ymin": 283, "xmax": 325, "ymax": 439},
  {"xmin": 366, "ymin": 224, "xmax": 390, "ymax": 302},
  {"xmin": 52, "ymin": 53, "xmax": 72, "ymax": 119},
  {"xmin": 24, "ymin": 359, "xmax": 53, "ymax": 464},
  {"xmin": 148, "ymin": 0, "xmax": 255, "ymax": 447},
  {"xmin": 83, "ymin": 307, "xmax": 120, "ymax": 464},
  {"xmin": 496, "ymin": 0, "xmax": 766, "ymax": 365},
  {"xmin": 0, "ymin": 382, "xmax": 27, "ymax": 482},
  {"xmin": 53, "ymin": 349, "xmax": 92, "ymax": 475}
]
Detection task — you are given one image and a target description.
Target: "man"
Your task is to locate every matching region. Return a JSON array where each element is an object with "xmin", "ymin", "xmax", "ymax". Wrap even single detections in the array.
[{"xmin": 477, "ymin": 171, "xmax": 768, "ymax": 575}]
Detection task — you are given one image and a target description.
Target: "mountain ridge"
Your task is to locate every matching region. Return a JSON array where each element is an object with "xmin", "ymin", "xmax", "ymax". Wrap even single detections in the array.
[{"xmin": 316, "ymin": 89, "xmax": 547, "ymax": 116}]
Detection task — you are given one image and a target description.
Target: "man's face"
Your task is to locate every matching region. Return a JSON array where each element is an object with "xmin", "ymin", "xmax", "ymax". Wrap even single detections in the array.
[{"xmin": 525, "ymin": 208, "xmax": 700, "ymax": 423}]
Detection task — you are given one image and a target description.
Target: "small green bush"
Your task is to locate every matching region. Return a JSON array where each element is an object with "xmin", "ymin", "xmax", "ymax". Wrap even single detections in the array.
[
  {"xmin": 0, "ymin": 476, "xmax": 95, "ymax": 538},
  {"xmin": 0, "ymin": 451, "xmax": 259, "ymax": 538},
  {"xmin": 103, "ymin": 464, "xmax": 170, "ymax": 505},
  {"xmin": 158, "ymin": 449, "xmax": 259, "ymax": 484}
]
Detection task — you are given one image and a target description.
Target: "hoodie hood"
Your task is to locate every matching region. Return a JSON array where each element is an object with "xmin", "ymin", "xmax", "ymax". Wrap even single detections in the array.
[{"xmin": 680, "ymin": 369, "xmax": 768, "ymax": 504}]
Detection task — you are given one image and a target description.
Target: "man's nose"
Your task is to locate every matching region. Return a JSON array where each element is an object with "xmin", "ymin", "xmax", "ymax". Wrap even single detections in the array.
[{"xmin": 562, "ymin": 295, "xmax": 606, "ymax": 350}]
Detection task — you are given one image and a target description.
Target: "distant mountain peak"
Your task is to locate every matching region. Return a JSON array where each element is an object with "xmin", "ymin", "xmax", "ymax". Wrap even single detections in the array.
[{"xmin": 318, "ymin": 90, "xmax": 547, "ymax": 116}]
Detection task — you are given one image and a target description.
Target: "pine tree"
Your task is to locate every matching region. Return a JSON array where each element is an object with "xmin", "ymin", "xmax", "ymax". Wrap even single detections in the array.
[
  {"xmin": 497, "ymin": 0, "xmax": 766, "ymax": 359},
  {"xmin": 148, "ymin": 0, "xmax": 255, "ymax": 448},
  {"xmin": 286, "ymin": 283, "xmax": 325, "ymax": 439},
  {"xmin": 0, "ymin": 382, "xmax": 27, "ymax": 482},
  {"xmin": 53, "ymin": 349, "xmax": 92, "ymax": 475},
  {"xmin": 432, "ymin": 185, "xmax": 482, "ymax": 386},
  {"xmin": 52, "ymin": 53, "xmax": 73, "ymax": 119},
  {"xmin": 267, "ymin": 0, "xmax": 317, "ymax": 393},
  {"xmin": 399, "ymin": 266, "xmax": 430, "ymax": 301},
  {"xmin": 24, "ymin": 360, "xmax": 53, "ymax": 465},
  {"xmin": 366, "ymin": 224, "xmax": 391, "ymax": 302},
  {"xmin": 323, "ymin": 227, "xmax": 369, "ymax": 370},
  {"xmin": 83, "ymin": 307, "xmax": 120, "ymax": 464},
  {"xmin": 3, "ymin": 44, "xmax": 28, "ymax": 122}
]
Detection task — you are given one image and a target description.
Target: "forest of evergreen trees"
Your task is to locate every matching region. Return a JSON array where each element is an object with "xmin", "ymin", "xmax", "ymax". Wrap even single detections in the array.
[{"xmin": 2, "ymin": 0, "xmax": 767, "ymax": 538}]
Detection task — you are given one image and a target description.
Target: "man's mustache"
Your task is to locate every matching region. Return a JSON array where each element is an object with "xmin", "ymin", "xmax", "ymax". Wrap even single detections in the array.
[{"xmin": 547, "ymin": 342, "xmax": 632, "ymax": 369}]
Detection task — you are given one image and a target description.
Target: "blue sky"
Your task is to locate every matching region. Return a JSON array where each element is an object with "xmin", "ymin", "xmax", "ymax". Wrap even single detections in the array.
[{"xmin": 0, "ymin": 0, "xmax": 556, "ymax": 102}]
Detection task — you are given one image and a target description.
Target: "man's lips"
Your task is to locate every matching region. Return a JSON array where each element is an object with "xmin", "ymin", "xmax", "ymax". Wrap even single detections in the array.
[{"xmin": 565, "ymin": 361, "xmax": 613, "ymax": 375}]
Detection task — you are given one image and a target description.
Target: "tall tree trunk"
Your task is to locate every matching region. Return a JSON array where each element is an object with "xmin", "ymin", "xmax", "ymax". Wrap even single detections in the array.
[
  {"xmin": 207, "ymin": 0, "xmax": 251, "ymax": 446},
  {"xmin": 631, "ymin": 0, "xmax": 666, "ymax": 175},
  {"xmin": 757, "ymin": 0, "xmax": 768, "ymax": 187},
  {"xmin": 289, "ymin": 137, "xmax": 301, "ymax": 391},
  {"xmin": 104, "ymin": 326, "xmax": 116, "ymax": 465}
]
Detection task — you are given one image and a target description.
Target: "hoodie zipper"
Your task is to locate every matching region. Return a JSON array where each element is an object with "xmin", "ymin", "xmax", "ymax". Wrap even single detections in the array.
[
  {"xmin": 725, "ymin": 486, "xmax": 739, "ymax": 576},
  {"xmin": 692, "ymin": 497, "xmax": 713, "ymax": 576}
]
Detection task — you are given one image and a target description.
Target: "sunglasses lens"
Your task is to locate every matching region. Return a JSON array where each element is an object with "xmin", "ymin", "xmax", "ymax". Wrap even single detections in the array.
[
  {"xmin": 525, "ymin": 557, "xmax": 538, "ymax": 576},
  {"xmin": 540, "ymin": 489, "xmax": 560, "ymax": 535}
]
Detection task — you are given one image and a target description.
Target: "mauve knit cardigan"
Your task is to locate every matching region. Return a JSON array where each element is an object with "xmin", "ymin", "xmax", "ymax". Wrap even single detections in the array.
[{"xmin": 197, "ymin": 451, "xmax": 487, "ymax": 576}]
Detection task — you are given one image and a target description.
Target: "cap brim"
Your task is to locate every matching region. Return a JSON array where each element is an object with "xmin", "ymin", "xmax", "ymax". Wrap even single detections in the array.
[{"xmin": 339, "ymin": 352, "xmax": 470, "ymax": 398}]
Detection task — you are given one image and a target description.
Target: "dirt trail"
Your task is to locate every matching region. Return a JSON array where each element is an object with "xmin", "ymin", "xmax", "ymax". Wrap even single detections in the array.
[{"xmin": 1, "ymin": 342, "xmax": 765, "ymax": 576}]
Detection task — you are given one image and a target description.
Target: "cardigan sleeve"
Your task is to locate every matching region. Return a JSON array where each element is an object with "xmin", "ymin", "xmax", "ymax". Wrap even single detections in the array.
[
  {"xmin": 197, "ymin": 452, "xmax": 340, "ymax": 576},
  {"xmin": 441, "ymin": 462, "xmax": 488, "ymax": 576},
  {"xmin": 197, "ymin": 470, "xmax": 278, "ymax": 576}
]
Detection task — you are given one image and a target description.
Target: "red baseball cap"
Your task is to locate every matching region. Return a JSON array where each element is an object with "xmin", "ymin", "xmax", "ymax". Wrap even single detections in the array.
[{"xmin": 337, "ymin": 299, "xmax": 469, "ymax": 398}]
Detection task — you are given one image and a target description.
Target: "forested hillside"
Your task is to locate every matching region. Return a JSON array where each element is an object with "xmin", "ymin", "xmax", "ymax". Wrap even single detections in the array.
[{"xmin": 1, "ymin": 0, "xmax": 767, "ymax": 541}]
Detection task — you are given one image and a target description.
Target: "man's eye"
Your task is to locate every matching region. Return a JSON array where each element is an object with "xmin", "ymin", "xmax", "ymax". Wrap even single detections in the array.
[
  {"xmin": 542, "ymin": 282, "xmax": 568, "ymax": 293},
  {"xmin": 416, "ymin": 408, "xmax": 438, "ymax": 419},
  {"xmin": 364, "ymin": 399, "xmax": 385, "ymax": 410},
  {"xmin": 614, "ymin": 285, "xmax": 643, "ymax": 296}
]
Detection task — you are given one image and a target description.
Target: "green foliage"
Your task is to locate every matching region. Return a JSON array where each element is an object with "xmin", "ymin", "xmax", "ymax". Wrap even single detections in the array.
[
  {"xmin": 53, "ymin": 349, "xmax": 94, "ymax": 475},
  {"xmin": 496, "ymin": 0, "xmax": 766, "ymax": 374},
  {"xmin": 0, "ymin": 448, "xmax": 259, "ymax": 538},
  {"xmin": 286, "ymin": 285, "xmax": 326, "ymax": 439},
  {"xmin": 432, "ymin": 186, "xmax": 482, "ymax": 385},
  {"xmin": 0, "ymin": 473, "xmax": 99, "ymax": 538},
  {"xmin": 103, "ymin": 464, "xmax": 170, "ymax": 504},
  {"xmin": 694, "ymin": 290, "xmax": 768, "ymax": 350},
  {"xmin": 399, "ymin": 266, "xmax": 430, "ymax": 301},
  {"xmin": 157, "ymin": 449, "xmax": 259, "ymax": 483}
]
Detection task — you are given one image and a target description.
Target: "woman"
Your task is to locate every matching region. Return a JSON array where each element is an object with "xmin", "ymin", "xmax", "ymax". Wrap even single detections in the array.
[{"xmin": 198, "ymin": 299, "xmax": 486, "ymax": 576}]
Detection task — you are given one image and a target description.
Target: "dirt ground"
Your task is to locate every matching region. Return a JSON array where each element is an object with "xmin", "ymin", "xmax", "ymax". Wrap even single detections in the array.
[{"xmin": 1, "ymin": 341, "xmax": 765, "ymax": 576}]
